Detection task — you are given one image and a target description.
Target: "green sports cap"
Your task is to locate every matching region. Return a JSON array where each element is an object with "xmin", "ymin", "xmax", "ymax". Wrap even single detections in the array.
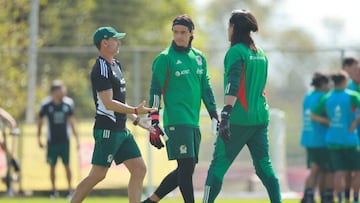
[{"xmin": 93, "ymin": 26, "xmax": 126, "ymax": 45}]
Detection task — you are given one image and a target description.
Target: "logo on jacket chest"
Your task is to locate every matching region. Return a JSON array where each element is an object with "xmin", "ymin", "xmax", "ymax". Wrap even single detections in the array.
[
  {"xmin": 174, "ymin": 56, "xmax": 204, "ymax": 77},
  {"xmin": 175, "ymin": 69, "xmax": 190, "ymax": 77}
]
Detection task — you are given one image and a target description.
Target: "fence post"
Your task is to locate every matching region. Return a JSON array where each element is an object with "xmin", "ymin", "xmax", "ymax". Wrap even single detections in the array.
[{"xmin": 26, "ymin": 0, "xmax": 39, "ymax": 123}]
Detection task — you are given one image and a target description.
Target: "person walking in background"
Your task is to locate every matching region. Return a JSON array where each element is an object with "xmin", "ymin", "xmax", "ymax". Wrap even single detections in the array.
[
  {"xmin": 142, "ymin": 14, "xmax": 218, "ymax": 203},
  {"xmin": 202, "ymin": 9, "xmax": 282, "ymax": 203},
  {"xmin": 0, "ymin": 107, "xmax": 21, "ymax": 196},
  {"xmin": 311, "ymin": 70, "xmax": 360, "ymax": 203},
  {"xmin": 0, "ymin": 108, "xmax": 21, "ymax": 174},
  {"xmin": 70, "ymin": 26, "xmax": 156, "ymax": 203},
  {"xmin": 300, "ymin": 72, "xmax": 333, "ymax": 203},
  {"xmin": 37, "ymin": 80, "xmax": 79, "ymax": 198}
]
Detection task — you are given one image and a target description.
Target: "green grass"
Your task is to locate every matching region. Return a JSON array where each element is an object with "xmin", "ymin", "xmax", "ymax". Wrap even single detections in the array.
[
  {"xmin": 1, "ymin": 119, "xmax": 231, "ymax": 191},
  {"xmin": 2, "ymin": 120, "xmax": 176, "ymax": 191},
  {"xmin": 0, "ymin": 120, "xmax": 304, "ymax": 202},
  {"xmin": 0, "ymin": 196, "xmax": 300, "ymax": 203}
]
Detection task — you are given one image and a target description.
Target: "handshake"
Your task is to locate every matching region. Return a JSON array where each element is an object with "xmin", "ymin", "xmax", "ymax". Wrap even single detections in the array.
[{"xmin": 149, "ymin": 112, "xmax": 167, "ymax": 149}]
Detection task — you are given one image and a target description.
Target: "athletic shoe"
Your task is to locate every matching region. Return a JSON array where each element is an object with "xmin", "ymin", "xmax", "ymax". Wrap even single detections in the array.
[
  {"xmin": 321, "ymin": 200, "xmax": 335, "ymax": 203},
  {"xmin": 49, "ymin": 191, "xmax": 59, "ymax": 199},
  {"xmin": 141, "ymin": 198, "xmax": 157, "ymax": 203},
  {"xmin": 301, "ymin": 198, "xmax": 315, "ymax": 203},
  {"xmin": 66, "ymin": 190, "xmax": 74, "ymax": 199}
]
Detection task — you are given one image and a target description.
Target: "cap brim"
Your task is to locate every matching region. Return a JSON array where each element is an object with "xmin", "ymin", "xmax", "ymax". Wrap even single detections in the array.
[{"xmin": 113, "ymin": 33, "xmax": 126, "ymax": 39}]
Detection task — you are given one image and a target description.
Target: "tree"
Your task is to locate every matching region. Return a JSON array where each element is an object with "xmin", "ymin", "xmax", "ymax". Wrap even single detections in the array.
[
  {"xmin": 0, "ymin": 1, "xmax": 30, "ymax": 120},
  {"xmin": 86, "ymin": 0, "xmax": 196, "ymax": 105},
  {"xmin": 36, "ymin": 0, "xmax": 195, "ymax": 117}
]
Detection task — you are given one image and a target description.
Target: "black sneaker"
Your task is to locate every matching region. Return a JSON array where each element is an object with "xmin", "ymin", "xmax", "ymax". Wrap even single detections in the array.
[
  {"xmin": 141, "ymin": 198, "xmax": 157, "ymax": 203},
  {"xmin": 301, "ymin": 198, "xmax": 315, "ymax": 203}
]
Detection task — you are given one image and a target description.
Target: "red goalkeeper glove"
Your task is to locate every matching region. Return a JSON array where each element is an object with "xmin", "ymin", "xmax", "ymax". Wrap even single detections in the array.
[{"xmin": 149, "ymin": 112, "xmax": 165, "ymax": 149}]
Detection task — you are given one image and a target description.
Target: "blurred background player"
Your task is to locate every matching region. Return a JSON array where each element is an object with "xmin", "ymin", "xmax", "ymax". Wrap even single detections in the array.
[
  {"xmin": 311, "ymin": 70, "xmax": 360, "ymax": 203},
  {"xmin": 342, "ymin": 57, "xmax": 360, "ymax": 203},
  {"xmin": 142, "ymin": 14, "xmax": 218, "ymax": 203},
  {"xmin": 37, "ymin": 80, "xmax": 80, "ymax": 198},
  {"xmin": 300, "ymin": 72, "xmax": 333, "ymax": 203},
  {"xmin": 343, "ymin": 57, "xmax": 360, "ymax": 91},
  {"xmin": 0, "ymin": 108, "xmax": 21, "ymax": 178},
  {"xmin": 202, "ymin": 9, "xmax": 281, "ymax": 203}
]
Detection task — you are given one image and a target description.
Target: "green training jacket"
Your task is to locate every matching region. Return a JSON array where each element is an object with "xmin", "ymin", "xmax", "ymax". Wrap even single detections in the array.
[
  {"xmin": 224, "ymin": 43, "xmax": 269, "ymax": 125},
  {"xmin": 149, "ymin": 44, "xmax": 217, "ymax": 127}
]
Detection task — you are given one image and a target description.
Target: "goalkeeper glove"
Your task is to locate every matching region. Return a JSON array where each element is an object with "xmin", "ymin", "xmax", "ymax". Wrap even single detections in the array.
[
  {"xmin": 219, "ymin": 105, "xmax": 232, "ymax": 142},
  {"xmin": 149, "ymin": 112, "xmax": 165, "ymax": 149}
]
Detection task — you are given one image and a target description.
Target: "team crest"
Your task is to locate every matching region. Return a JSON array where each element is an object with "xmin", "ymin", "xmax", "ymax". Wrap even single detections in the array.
[
  {"xmin": 179, "ymin": 145, "xmax": 187, "ymax": 154},
  {"xmin": 107, "ymin": 154, "xmax": 113, "ymax": 163},
  {"xmin": 196, "ymin": 56, "xmax": 203, "ymax": 65}
]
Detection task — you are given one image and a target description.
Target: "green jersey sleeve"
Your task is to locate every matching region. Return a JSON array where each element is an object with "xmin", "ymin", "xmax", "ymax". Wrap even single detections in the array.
[
  {"xmin": 149, "ymin": 53, "xmax": 169, "ymax": 108},
  {"xmin": 200, "ymin": 55, "xmax": 217, "ymax": 113},
  {"xmin": 312, "ymin": 94, "xmax": 328, "ymax": 115},
  {"xmin": 349, "ymin": 90, "xmax": 360, "ymax": 108},
  {"xmin": 224, "ymin": 47, "xmax": 246, "ymax": 96}
]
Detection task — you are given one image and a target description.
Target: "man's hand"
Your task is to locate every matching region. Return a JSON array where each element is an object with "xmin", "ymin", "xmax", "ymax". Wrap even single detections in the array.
[
  {"xmin": 219, "ymin": 105, "xmax": 232, "ymax": 142},
  {"xmin": 38, "ymin": 139, "xmax": 44, "ymax": 149},
  {"xmin": 149, "ymin": 112, "xmax": 164, "ymax": 149},
  {"xmin": 350, "ymin": 119, "xmax": 359, "ymax": 132},
  {"xmin": 135, "ymin": 100, "xmax": 157, "ymax": 114}
]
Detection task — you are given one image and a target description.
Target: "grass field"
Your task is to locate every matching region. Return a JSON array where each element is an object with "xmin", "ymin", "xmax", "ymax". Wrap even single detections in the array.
[
  {"xmin": 1, "ymin": 119, "xmax": 268, "ymax": 191},
  {"xmin": 0, "ymin": 196, "xmax": 300, "ymax": 203},
  {"xmin": 0, "ymin": 119, "xmax": 305, "ymax": 202},
  {"xmin": 1, "ymin": 120, "xmax": 177, "ymax": 191}
]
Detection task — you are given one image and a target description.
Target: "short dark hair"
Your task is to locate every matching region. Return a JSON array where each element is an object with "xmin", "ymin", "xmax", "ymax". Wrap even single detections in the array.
[
  {"xmin": 331, "ymin": 70, "xmax": 348, "ymax": 86},
  {"xmin": 342, "ymin": 57, "xmax": 358, "ymax": 68},
  {"xmin": 229, "ymin": 9, "xmax": 258, "ymax": 52},
  {"xmin": 311, "ymin": 72, "xmax": 329, "ymax": 88},
  {"xmin": 95, "ymin": 43, "xmax": 101, "ymax": 50}
]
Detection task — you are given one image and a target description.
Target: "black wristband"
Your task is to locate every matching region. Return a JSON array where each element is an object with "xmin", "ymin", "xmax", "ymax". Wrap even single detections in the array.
[{"xmin": 133, "ymin": 117, "xmax": 140, "ymax": 126}]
